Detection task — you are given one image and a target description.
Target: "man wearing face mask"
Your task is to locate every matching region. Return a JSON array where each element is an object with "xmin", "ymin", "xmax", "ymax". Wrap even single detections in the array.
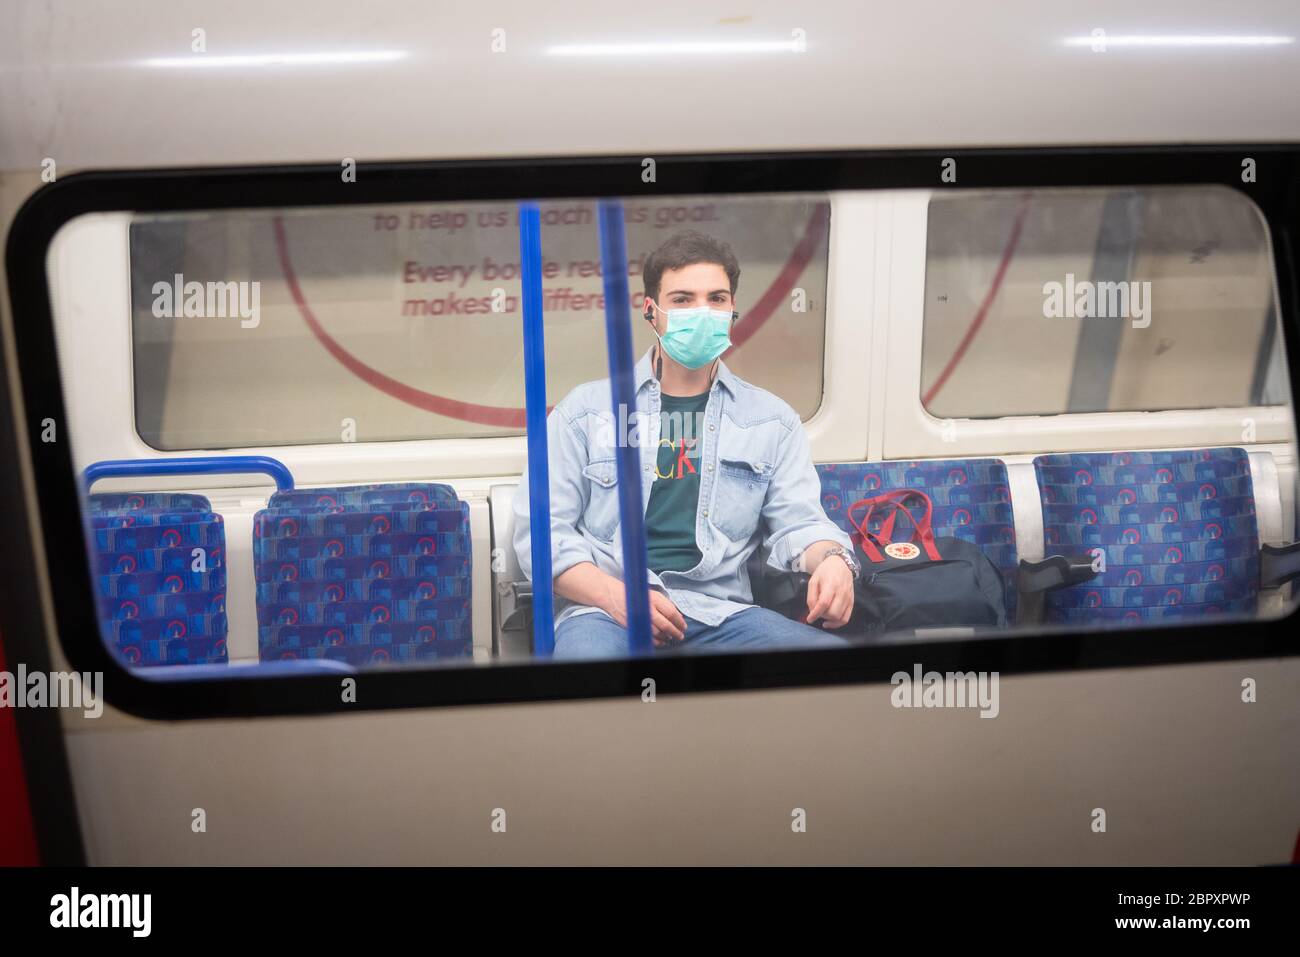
[{"xmin": 512, "ymin": 230, "xmax": 858, "ymax": 658}]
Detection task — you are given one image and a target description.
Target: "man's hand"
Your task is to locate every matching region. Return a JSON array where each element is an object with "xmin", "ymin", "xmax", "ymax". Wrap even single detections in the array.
[
  {"xmin": 648, "ymin": 591, "xmax": 688, "ymax": 647},
  {"xmin": 598, "ymin": 578, "xmax": 687, "ymax": 646},
  {"xmin": 805, "ymin": 553, "xmax": 854, "ymax": 629}
]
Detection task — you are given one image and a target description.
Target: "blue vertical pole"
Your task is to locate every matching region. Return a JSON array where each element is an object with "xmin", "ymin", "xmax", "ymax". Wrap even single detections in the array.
[
  {"xmin": 597, "ymin": 200, "xmax": 654, "ymax": 656},
  {"xmin": 519, "ymin": 203, "xmax": 555, "ymax": 657}
]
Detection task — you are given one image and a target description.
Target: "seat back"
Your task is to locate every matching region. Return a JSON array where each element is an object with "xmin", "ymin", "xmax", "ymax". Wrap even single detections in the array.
[
  {"xmin": 266, "ymin": 482, "xmax": 460, "ymax": 512},
  {"xmin": 254, "ymin": 484, "xmax": 473, "ymax": 665},
  {"xmin": 88, "ymin": 493, "xmax": 228, "ymax": 666},
  {"xmin": 816, "ymin": 458, "xmax": 1019, "ymax": 618},
  {"xmin": 89, "ymin": 492, "xmax": 212, "ymax": 513},
  {"xmin": 1032, "ymin": 449, "xmax": 1260, "ymax": 624}
]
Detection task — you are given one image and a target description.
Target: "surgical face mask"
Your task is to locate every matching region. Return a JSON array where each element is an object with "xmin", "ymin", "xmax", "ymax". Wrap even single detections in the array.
[{"xmin": 650, "ymin": 303, "xmax": 734, "ymax": 370}]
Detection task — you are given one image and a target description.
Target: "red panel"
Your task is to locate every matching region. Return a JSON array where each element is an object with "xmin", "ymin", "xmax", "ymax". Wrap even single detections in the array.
[{"xmin": 0, "ymin": 628, "xmax": 40, "ymax": 865}]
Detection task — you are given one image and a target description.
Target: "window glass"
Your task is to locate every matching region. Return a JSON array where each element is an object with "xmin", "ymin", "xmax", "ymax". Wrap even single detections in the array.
[
  {"xmin": 921, "ymin": 186, "xmax": 1283, "ymax": 418},
  {"xmin": 129, "ymin": 195, "xmax": 830, "ymax": 449},
  {"xmin": 31, "ymin": 175, "xmax": 1296, "ymax": 693}
]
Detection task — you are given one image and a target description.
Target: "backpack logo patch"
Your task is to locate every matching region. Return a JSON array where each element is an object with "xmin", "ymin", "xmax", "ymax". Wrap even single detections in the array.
[{"xmin": 885, "ymin": 542, "xmax": 920, "ymax": 560}]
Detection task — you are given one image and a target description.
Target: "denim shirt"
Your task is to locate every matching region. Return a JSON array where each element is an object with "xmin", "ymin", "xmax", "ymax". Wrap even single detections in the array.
[{"xmin": 511, "ymin": 348, "xmax": 852, "ymax": 628}]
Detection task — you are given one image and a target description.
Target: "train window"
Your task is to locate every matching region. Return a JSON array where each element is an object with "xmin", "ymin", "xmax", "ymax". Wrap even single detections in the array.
[
  {"xmin": 10, "ymin": 152, "xmax": 1300, "ymax": 719},
  {"xmin": 128, "ymin": 195, "xmax": 829, "ymax": 449},
  {"xmin": 921, "ymin": 186, "xmax": 1286, "ymax": 419}
]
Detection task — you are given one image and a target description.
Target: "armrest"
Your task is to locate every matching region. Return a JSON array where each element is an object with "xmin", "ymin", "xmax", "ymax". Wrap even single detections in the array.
[
  {"xmin": 1017, "ymin": 554, "xmax": 1099, "ymax": 595},
  {"xmin": 1260, "ymin": 542, "xmax": 1300, "ymax": 589},
  {"xmin": 500, "ymin": 580, "xmax": 533, "ymax": 632},
  {"xmin": 753, "ymin": 569, "xmax": 811, "ymax": 619},
  {"xmin": 766, "ymin": 570, "xmax": 810, "ymax": 607}
]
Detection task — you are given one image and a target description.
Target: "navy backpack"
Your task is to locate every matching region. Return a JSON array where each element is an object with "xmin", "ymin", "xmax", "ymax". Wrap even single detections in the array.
[{"xmin": 844, "ymin": 489, "xmax": 1007, "ymax": 636}]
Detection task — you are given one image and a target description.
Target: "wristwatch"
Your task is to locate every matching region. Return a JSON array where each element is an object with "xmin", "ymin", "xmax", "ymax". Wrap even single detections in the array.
[
  {"xmin": 825, "ymin": 546, "xmax": 861, "ymax": 581},
  {"xmin": 794, "ymin": 546, "xmax": 860, "ymax": 580}
]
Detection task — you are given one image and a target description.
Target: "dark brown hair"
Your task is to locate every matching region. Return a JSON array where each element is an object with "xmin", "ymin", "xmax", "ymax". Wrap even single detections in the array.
[{"xmin": 642, "ymin": 230, "xmax": 740, "ymax": 305}]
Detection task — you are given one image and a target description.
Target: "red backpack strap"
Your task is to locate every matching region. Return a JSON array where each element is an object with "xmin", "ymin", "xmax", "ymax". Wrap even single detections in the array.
[
  {"xmin": 892, "ymin": 491, "xmax": 942, "ymax": 561},
  {"xmin": 875, "ymin": 495, "xmax": 903, "ymax": 543},
  {"xmin": 865, "ymin": 490, "xmax": 923, "ymax": 542},
  {"xmin": 850, "ymin": 489, "xmax": 942, "ymax": 563},
  {"xmin": 848, "ymin": 489, "xmax": 915, "ymax": 562},
  {"xmin": 847, "ymin": 496, "xmax": 890, "ymax": 563}
]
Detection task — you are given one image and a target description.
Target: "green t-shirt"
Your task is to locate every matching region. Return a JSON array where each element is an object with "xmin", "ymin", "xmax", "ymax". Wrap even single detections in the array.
[{"xmin": 645, "ymin": 390, "xmax": 710, "ymax": 574}]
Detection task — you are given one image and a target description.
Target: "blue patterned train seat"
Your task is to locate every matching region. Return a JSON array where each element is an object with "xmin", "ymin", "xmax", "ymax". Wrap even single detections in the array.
[
  {"xmin": 89, "ymin": 491, "xmax": 214, "ymax": 513},
  {"xmin": 265, "ymin": 483, "xmax": 460, "ymax": 513},
  {"xmin": 1033, "ymin": 449, "xmax": 1260, "ymax": 625},
  {"xmin": 87, "ymin": 493, "xmax": 228, "ymax": 666},
  {"xmin": 254, "ymin": 487, "xmax": 473, "ymax": 666},
  {"xmin": 815, "ymin": 459, "xmax": 1019, "ymax": 619}
]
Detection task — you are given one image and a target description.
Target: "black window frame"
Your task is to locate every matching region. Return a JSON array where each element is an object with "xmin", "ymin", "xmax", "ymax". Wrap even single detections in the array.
[{"xmin": 5, "ymin": 146, "xmax": 1300, "ymax": 722}]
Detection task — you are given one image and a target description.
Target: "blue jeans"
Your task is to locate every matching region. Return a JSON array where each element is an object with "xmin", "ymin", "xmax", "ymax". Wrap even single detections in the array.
[{"xmin": 552, "ymin": 606, "xmax": 848, "ymax": 660}]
